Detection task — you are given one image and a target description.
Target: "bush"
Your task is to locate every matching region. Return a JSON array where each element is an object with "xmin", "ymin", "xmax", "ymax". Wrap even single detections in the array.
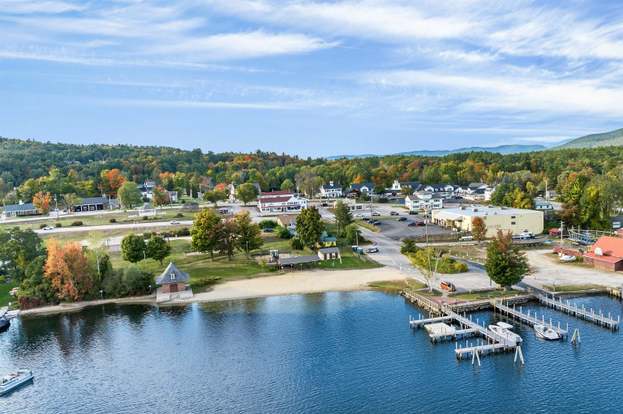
[
  {"xmin": 109, "ymin": 218, "xmax": 117, "ymax": 223},
  {"xmin": 400, "ymin": 239, "xmax": 419, "ymax": 254},
  {"xmin": 39, "ymin": 223, "xmax": 48, "ymax": 229},
  {"xmin": 276, "ymin": 226, "xmax": 292, "ymax": 239},
  {"xmin": 409, "ymin": 248, "xmax": 468, "ymax": 274},
  {"xmin": 259, "ymin": 219, "xmax": 278, "ymax": 229},
  {"xmin": 71, "ymin": 221, "xmax": 83, "ymax": 226},
  {"xmin": 176, "ymin": 227, "xmax": 190, "ymax": 237},
  {"xmin": 142, "ymin": 216, "xmax": 149, "ymax": 221},
  {"xmin": 55, "ymin": 222, "xmax": 62, "ymax": 228},
  {"xmin": 290, "ymin": 237, "xmax": 304, "ymax": 250},
  {"xmin": 175, "ymin": 212, "xmax": 184, "ymax": 218}
]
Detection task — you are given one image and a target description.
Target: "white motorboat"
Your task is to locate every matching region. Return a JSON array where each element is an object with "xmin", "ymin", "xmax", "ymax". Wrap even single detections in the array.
[
  {"xmin": 0, "ymin": 369, "xmax": 34, "ymax": 396},
  {"xmin": 489, "ymin": 321, "xmax": 522, "ymax": 343},
  {"xmin": 534, "ymin": 324, "xmax": 562, "ymax": 340}
]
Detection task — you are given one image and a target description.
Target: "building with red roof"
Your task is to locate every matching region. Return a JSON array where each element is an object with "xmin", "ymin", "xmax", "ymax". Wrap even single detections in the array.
[{"xmin": 583, "ymin": 236, "xmax": 623, "ymax": 271}]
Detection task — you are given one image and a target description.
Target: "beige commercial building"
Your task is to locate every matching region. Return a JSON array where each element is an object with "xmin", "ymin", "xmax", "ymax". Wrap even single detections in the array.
[{"xmin": 431, "ymin": 205, "xmax": 544, "ymax": 237}]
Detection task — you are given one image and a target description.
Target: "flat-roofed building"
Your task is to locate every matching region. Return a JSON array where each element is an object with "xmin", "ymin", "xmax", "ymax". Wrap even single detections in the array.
[
  {"xmin": 258, "ymin": 191, "xmax": 308, "ymax": 215},
  {"xmin": 431, "ymin": 205, "xmax": 543, "ymax": 237}
]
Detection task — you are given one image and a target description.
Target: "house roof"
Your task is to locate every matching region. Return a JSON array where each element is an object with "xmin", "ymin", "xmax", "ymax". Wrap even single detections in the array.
[
  {"xmin": 3, "ymin": 203, "xmax": 37, "ymax": 212},
  {"xmin": 468, "ymin": 182, "xmax": 487, "ymax": 189},
  {"xmin": 350, "ymin": 182, "xmax": 374, "ymax": 191},
  {"xmin": 260, "ymin": 195, "xmax": 293, "ymax": 204},
  {"xmin": 587, "ymin": 236, "xmax": 623, "ymax": 260},
  {"xmin": 78, "ymin": 196, "xmax": 108, "ymax": 205},
  {"xmin": 584, "ymin": 252, "xmax": 623, "ymax": 264},
  {"xmin": 259, "ymin": 190, "xmax": 293, "ymax": 197},
  {"xmin": 156, "ymin": 262, "xmax": 190, "ymax": 285},
  {"xmin": 318, "ymin": 247, "xmax": 340, "ymax": 254},
  {"xmin": 279, "ymin": 255, "xmax": 320, "ymax": 266}
]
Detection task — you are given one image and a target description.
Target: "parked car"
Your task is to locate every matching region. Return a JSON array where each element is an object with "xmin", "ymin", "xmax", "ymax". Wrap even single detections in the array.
[
  {"xmin": 371, "ymin": 212, "xmax": 381, "ymax": 217},
  {"xmin": 170, "ymin": 220, "xmax": 180, "ymax": 225},
  {"xmin": 41, "ymin": 226, "xmax": 54, "ymax": 231},
  {"xmin": 408, "ymin": 221, "xmax": 417, "ymax": 227},
  {"xmin": 409, "ymin": 211, "xmax": 417, "ymax": 215},
  {"xmin": 459, "ymin": 235, "xmax": 474, "ymax": 241},
  {"xmin": 390, "ymin": 211, "xmax": 399, "ymax": 216},
  {"xmin": 513, "ymin": 230, "xmax": 534, "ymax": 240},
  {"xmin": 366, "ymin": 247, "xmax": 379, "ymax": 253},
  {"xmin": 397, "ymin": 217, "xmax": 407, "ymax": 222},
  {"xmin": 415, "ymin": 221, "xmax": 426, "ymax": 226},
  {"xmin": 440, "ymin": 281, "xmax": 456, "ymax": 292}
]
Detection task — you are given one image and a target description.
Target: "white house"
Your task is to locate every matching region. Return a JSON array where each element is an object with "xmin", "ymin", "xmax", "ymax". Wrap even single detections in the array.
[
  {"xmin": 258, "ymin": 191, "xmax": 308, "ymax": 215},
  {"xmin": 319, "ymin": 181, "xmax": 343, "ymax": 198},
  {"xmin": 405, "ymin": 192, "xmax": 444, "ymax": 212}
]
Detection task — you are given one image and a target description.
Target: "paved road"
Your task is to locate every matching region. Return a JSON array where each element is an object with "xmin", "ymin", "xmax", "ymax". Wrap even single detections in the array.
[{"xmin": 35, "ymin": 220, "xmax": 194, "ymax": 235}]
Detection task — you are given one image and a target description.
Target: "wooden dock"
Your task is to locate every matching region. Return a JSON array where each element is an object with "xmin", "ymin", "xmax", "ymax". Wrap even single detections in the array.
[
  {"xmin": 608, "ymin": 287, "xmax": 622, "ymax": 300},
  {"xmin": 492, "ymin": 301, "xmax": 568, "ymax": 337},
  {"xmin": 403, "ymin": 291, "xmax": 520, "ymax": 361},
  {"xmin": 537, "ymin": 294, "xmax": 620, "ymax": 330}
]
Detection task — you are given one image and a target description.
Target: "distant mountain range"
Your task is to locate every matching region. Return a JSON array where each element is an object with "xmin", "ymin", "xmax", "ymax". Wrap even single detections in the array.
[
  {"xmin": 555, "ymin": 128, "xmax": 623, "ymax": 149},
  {"xmin": 327, "ymin": 127, "xmax": 623, "ymax": 160},
  {"xmin": 326, "ymin": 144, "xmax": 547, "ymax": 160}
]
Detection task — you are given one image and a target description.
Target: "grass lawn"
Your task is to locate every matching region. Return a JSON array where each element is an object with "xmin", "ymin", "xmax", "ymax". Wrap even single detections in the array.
[
  {"xmin": 368, "ymin": 279, "xmax": 427, "ymax": 293},
  {"xmin": 316, "ymin": 249, "xmax": 382, "ymax": 271},
  {"xmin": 109, "ymin": 239, "xmax": 274, "ymax": 291},
  {"xmin": 439, "ymin": 244, "xmax": 487, "ymax": 264},
  {"xmin": 449, "ymin": 289, "xmax": 524, "ymax": 301},
  {"xmin": 542, "ymin": 283, "xmax": 605, "ymax": 293},
  {"xmin": 0, "ymin": 281, "xmax": 18, "ymax": 307},
  {"xmin": 355, "ymin": 220, "xmax": 380, "ymax": 232}
]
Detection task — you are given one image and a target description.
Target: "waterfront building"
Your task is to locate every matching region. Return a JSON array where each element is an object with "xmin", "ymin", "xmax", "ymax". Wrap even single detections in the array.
[
  {"xmin": 155, "ymin": 262, "xmax": 193, "ymax": 302},
  {"xmin": 583, "ymin": 236, "xmax": 623, "ymax": 271},
  {"xmin": 431, "ymin": 205, "xmax": 543, "ymax": 237}
]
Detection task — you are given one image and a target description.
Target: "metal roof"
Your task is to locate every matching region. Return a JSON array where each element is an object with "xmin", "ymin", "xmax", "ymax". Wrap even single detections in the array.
[
  {"xmin": 279, "ymin": 255, "xmax": 320, "ymax": 266},
  {"xmin": 156, "ymin": 262, "xmax": 190, "ymax": 285},
  {"xmin": 3, "ymin": 203, "xmax": 37, "ymax": 212}
]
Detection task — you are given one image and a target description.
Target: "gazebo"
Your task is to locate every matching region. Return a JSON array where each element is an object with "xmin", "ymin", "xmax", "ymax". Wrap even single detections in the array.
[{"xmin": 156, "ymin": 262, "xmax": 190, "ymax": 294}]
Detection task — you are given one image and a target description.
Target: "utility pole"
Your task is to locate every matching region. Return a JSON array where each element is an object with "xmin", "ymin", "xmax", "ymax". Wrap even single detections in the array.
[{"xmin": 560, "ymin": 220, "xmax": 564, "ymax": 245}]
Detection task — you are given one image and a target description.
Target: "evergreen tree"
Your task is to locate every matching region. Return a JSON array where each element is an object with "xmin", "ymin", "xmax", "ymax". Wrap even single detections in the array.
[
  {"xmin": 296, "ymin": 207, "xmax": 324, "ymax": 249},
  {"xmin": 485, "ymin": 230, "xmax": 528, "ymax": 289}
]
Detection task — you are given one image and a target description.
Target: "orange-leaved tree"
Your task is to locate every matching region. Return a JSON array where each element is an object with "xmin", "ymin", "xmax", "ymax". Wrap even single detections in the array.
[
  {"xmin": 44, "ymin": 240, "xmax": 94, "ymax": 302},
  {"xmin": 32, "ymin": 191, "xmax": 52, "ymax": 214},
  {"xmin": 100, "ymin": 168, "xmax": 126, "ymax": 197}
]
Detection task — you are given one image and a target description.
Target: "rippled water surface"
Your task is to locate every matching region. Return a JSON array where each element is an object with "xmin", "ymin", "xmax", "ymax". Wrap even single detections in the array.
[{"xmin": 1, "ymin": 292, "xmax": 622, "ymax": 413}]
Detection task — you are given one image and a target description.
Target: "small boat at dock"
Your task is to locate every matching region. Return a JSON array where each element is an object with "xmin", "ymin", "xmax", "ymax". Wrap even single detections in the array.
[
  {"xmin": 489, "ymin": 321, "xmax": 522, "ymax": 343},
  {"xmin": 0, "ymin": 317, "xmax": 9, "ymax": 333},
  {"xmin": 0, "ymin": 369, "xmax": 34, "ymax": 396},
  {"xmin": 534, "ymin": 324, "xmax": 562, "ymax": 340}
]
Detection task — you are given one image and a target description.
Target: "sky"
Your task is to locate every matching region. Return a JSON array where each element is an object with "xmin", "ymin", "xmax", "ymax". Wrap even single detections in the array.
[{"xmin": 1, "ymin": 0, "xmax": 623, "ymax": 157}]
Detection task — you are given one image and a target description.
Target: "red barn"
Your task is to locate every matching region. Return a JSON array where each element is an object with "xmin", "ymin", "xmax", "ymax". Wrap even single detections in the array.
[{"xmin": 583, "ymin": 236, "xmax": 623, "ymax": 272}]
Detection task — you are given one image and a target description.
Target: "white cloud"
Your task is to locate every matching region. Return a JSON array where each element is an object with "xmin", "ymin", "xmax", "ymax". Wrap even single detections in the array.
[
  {"xmin": 151, "ymin": 31, "xmax": 337, "ymax": 60},
  {"xmin": 0, "ymin": 0, "xmax": 84, "ymax": 14}
]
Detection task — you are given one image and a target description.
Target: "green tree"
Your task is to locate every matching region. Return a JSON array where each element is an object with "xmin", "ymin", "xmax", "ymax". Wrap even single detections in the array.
[
  {"xmin": 280, "ymin": 178, "xmax": 295, "ymax": 191},
  {"xmin": 122, "ymin": 265, "xmax": 152, "ymax": 295},
  {"xmin": 203, "ymin": 189, "xmax": 228, "ymax": 207},
  {"xmin": 400, "ymin": 238, "xmax": 418, "ymax": 254},
  {"xmin": 0, "ymin": 227, "xmax": 46, "ymax": 281},
  {"xmin": 485, "ymin": 230, "xmax": 529, "ymax": 289},
  {"xmin": 146, "ymin": 236, "xmax": 171, "ymax": 264},
  {"xmin": 296, "ymin": 207, "xmax": 324, "ymax": 249},
  {"xmin": 345, "ymin": 223, "xmax": 362, "ymax": 245},
  {"xmin": 117, "ymin": 181, "xmax": 142, "ymax": 209},
  {"xmin": 334, "ymin": 200, "xmax": 353, "ymax": 236},
  {"xmin": 62, "ymin": 193, "xmax": 82, "ymax": 212},
  {"xmin": 237, "ymin": 183, "xmax": 258, "ymax": 205},
  {"xmin": 18, "ymin": 256, "xmax": 57, "ymax": 308},
  {"xmin": 471, "ymin": 216, "xmax": 487, "ymax": 243},
  {"xmin": 217, "ymin": 219, "xmax": 238, "ymax": 260},
  {"xmin": 234, "ymin": 211, "xmax": 263, "ymax": 255},
  {"xmin": 121, "ymin": 234, "xmax": 146, "ymax": 263},
  {"xmin": 152, "ymin": 186, "xmax": 170, "ymax": 207},
  {"xmin": 191, "ymin": 208, "xmax": 222, "ymax": 259}
]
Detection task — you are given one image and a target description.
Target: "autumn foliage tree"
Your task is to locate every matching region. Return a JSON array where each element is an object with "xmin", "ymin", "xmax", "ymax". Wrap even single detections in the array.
[
  {"xmin": 100, "ymin": 168, "xmax": 126, "ymax": 197},
  {"xmin": 32, "ymin": 191, "xmax": 52, "ymax": 214},
  {"xmin": 44, "ymin": 240, "xmax": 95, "ymax": 301},
  {"xmin": 471, "ymin": 217, "xmax": 487, "ymax": 243}
]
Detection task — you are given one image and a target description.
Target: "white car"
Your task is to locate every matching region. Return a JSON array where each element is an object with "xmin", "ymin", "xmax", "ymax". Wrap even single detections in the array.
[
  {"xmin": 170, "ymin": 220, "xmax": 181, "ymax": 225},
  {"xmin": 459, "ymin": 235, "xmax": 473, "ymax": 241},
  {"xmin": 41, "ymin": 226, "xmax": 54, "ymax": 231}
]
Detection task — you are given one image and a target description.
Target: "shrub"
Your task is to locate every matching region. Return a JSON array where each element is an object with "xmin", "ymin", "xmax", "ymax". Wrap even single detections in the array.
[
  {"xmin": 39, "ymin": 223, "xmax": 48, "ymax": 229},
  {"xmin": 175, "ymin": 212, "xmax": 184, "ymax": 218},
  {"xmin": 71, "ymin": 221, "xmax": 83, "ymax": 226},
  {"xmin": 109, "ymin": 218, "xmax": 117, "ymax": 223},
  {"xmin": 55, "ymin": 222, "xmax": 62, "ymax": 228},
  {"xmin": 290, "ymin": 237, "xmax": 304, "ymax": 250},
  {"xmin": 276, "ymin": 226, "xmax": 292, "ymax": 239},
  {"xmin": 409, "ymin": 248, "xmax": 468, "ymax": 274},
  {"xmin": 176, "ymin": 227, "xmax": 190, "ymax": 237},
  {"xmin": 142, "ymin": 216, "xmax": 149, "ymax": 221},
  {"xmin": 400, "ymin": 239, "xmax": 419, "ymax": 255},
  {"xmin": 259, "ymin": 219, "xmax": 278, "ymax": 229}
]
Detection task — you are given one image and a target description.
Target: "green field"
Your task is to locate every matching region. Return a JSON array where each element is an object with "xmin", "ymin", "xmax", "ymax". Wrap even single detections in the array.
[{"xmin": 448, "ymin": 289, "xmax": 524, "ymax": 301}]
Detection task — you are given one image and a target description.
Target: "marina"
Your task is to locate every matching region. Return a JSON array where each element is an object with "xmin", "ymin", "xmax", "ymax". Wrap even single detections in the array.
[{"xmin": 537, "ymin": 294, "xmax": 620, "ymax": 330}]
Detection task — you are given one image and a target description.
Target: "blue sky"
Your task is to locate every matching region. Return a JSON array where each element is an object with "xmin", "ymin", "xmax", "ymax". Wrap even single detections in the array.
[{"xmin": 1, "ymin": 0, "xmax": 623, "ymax": 157}]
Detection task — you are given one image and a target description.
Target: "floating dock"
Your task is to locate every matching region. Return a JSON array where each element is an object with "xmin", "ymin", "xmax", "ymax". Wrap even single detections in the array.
[
  {"xmin": 492, "ymin": 301, "xmax": 568, "ymax": 338},
  {"xmin": 537, "ymin": 294, "xmax": 620, "ymax": 330}
]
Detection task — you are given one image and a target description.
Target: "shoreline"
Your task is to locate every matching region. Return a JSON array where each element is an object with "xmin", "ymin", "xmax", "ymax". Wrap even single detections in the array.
[{"xmin": 19, "ymin": 267, "xmax": 408, "ymax": 317}]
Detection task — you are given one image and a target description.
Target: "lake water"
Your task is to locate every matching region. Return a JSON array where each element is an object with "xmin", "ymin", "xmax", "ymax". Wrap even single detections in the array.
[{"xmin": 1, "ymin": 291, "xmax": 622, "ymax": 413}]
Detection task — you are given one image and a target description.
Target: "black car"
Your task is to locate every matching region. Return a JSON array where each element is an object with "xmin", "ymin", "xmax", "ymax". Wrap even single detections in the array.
[
  {"xmin": 408, "ymin": 221, "xmax": 417, "ymax": 227},
  {"xmin": 397, "ymin": 217, "xmax": 407, "ymax": 222}
]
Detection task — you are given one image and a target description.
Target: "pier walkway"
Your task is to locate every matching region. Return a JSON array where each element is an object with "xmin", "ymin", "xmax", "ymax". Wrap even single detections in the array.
[
  {"xmin": 537, "ymin": 294, "xmax": 620, "ymax": 330},
  {"xmin": 492, "ymin": 301, "xmax": 568, "ymax": 337}
]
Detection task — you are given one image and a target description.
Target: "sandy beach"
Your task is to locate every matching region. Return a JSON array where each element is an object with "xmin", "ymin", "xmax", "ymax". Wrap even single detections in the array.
[{"xmin": 19, "ymin": 267, "xmax": 407, "ymax": 317}]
